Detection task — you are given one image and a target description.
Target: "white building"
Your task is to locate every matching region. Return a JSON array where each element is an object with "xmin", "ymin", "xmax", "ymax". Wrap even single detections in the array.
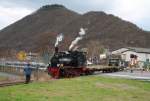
[{"xmin": 112, "ymin": 47, "xmax": 150, "ymax": 62}]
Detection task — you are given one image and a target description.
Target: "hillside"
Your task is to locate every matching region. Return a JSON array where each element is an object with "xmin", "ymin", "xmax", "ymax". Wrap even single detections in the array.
[
  {"xmin": 0, "ymin": 5, "xmax": 80, "ymax": 56},
  {"xmin": 61, "ymin": 11, "xmax": 150, "ymax": 49},
  {"xmin": 0, "ymin": 4, "xmax": 150, "ymax": 56}
]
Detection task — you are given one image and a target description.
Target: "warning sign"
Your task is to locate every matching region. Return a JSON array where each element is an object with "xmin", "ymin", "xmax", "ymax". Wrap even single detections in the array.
[{"xmin": 17, "ymin": 51, "xmax": 27, "ymax": 61}]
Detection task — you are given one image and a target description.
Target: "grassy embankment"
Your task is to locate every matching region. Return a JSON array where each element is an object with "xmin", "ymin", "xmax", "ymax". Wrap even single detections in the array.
[{"xmin": 0, "ymin": 76, "xmax": 150, "ymax": 101}]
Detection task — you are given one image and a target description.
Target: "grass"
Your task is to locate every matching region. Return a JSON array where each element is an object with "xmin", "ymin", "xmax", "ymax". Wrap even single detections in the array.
[{"xmin": 0, "ymin": 76, "xmax": 150, "ymax": 101}]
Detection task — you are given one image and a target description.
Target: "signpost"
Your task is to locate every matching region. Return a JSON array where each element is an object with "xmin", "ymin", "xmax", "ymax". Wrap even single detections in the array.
[{"xmin": 17, "ymin": 51, "xmax": 27, "ymax": 61}]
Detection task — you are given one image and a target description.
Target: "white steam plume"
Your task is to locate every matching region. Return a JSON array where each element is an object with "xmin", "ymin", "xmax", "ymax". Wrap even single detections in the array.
[
  {"xmin": 79, "ymin": 28, "xmax": 86, "ymax": 36},
  {"xmin": 69, "ymin": 28, "xmax": 86, "ymax": 50},
  {"xmin": 69, "ymin": 37, "xmax": 82, "ymax": 50},
  {"xmin": 55, "ymin": 33, "xmax": 64, "ymax": 47}
]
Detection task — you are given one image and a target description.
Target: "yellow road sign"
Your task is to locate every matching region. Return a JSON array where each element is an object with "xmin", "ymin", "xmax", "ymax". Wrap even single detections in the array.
[{"xmin": 17, "ymin": 51, "xmax": 27, "ymax": 61}]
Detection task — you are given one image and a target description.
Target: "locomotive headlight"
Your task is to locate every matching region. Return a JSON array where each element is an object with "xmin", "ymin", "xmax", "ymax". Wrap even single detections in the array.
[
  {"xmin": 57, "ymin": 64, "xmax": 64, "ymax": 67},
  {"xmin": 57, "ymin": 64, "xmax": 60, "ymax": 67}
]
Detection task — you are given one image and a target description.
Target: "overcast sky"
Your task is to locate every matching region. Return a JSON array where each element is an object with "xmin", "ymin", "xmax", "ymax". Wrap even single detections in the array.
[{"xmin": 0, "ymin": 0, "xmax": 150, "ymax": 31}]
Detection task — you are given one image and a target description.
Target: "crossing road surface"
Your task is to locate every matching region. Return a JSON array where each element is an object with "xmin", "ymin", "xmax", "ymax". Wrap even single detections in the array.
[{"xmin": 100, "ymin": 70, "xmax": 150, "ymax": 80}]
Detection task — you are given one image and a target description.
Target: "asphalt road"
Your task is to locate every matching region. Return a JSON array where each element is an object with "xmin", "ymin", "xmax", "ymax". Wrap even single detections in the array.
[
  {"xmin": 100, "ymin": 70, "xmax": 150, "ymax": 80},
  {"xmin": 0, "ymin": 72, "xmax": 20, "ymax": 79}
]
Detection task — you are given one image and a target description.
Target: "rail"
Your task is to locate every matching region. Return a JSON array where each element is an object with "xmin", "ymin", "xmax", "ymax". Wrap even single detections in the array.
[{"xmin": 0, "ymin": 80, "xmax": 25, "ymax": 87}]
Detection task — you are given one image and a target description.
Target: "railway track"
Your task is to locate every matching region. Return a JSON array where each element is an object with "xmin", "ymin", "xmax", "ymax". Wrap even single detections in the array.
[{"xmin": 0, "ymin": 80, "xmax": 32, "ymax": 87}]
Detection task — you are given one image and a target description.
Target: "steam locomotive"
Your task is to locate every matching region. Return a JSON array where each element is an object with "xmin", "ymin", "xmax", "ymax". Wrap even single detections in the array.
[{"xmin": 47, "ymin": 47, "xmax": 92, "ymax": 78}]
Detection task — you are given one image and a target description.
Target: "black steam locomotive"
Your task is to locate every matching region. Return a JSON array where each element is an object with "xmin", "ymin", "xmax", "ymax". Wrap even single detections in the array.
[{"xmin": 47, "ymin": 47, "xmax": 88, "ymax": 78}]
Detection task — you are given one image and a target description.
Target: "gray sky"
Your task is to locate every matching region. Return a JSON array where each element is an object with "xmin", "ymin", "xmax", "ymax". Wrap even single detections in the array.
[{"xmin": 0, "ymin": 0, "xmax": 150, "ymax": 31}]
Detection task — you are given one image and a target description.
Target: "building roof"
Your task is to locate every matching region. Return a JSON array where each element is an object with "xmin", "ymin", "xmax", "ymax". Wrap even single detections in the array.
[
  {"xmin": 127, "ymin": 47, "xmax": 150, "ymax": 53},
  {"xmin": 111, "ymin": 48, "xmax": 128, "ymax": 54},
  {"xmin": 112, "ymin": 47, "xmax": 150, "ymax": 54}
]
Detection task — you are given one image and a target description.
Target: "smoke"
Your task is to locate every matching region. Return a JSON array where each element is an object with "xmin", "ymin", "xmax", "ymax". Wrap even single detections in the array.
[
  {"xmin": 69, "ymin": 28, "xmax": 86, "ymax": 50},
  {"xmin": 69, "ymin": 37, "xmax": 82, "ymax": 50},
  {"xmin": 73, "ymin": 46, "xmax": 79, "ymax": 51},
  {"xmin": 79, "ymin": 28, "xmax": 86, "ymax": 36},
  {"xmin": 55, "ymin": 33, "xmax": 64, "ymax": 47}
]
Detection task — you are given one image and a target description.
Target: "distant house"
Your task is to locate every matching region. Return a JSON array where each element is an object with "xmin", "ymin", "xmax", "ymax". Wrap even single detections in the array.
[
  {"xmin": 26, "ymin": 52, "xmax": 39, "ymax": 61},
  {"xmin": 112, "ymin": 47, "xmax": 150, "ymax": 62}
]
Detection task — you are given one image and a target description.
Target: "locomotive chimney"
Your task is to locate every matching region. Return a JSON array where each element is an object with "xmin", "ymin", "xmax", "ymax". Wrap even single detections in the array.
[{"xmin": 55, "ymin": 47, "xmax": 59, "ymax": 53}]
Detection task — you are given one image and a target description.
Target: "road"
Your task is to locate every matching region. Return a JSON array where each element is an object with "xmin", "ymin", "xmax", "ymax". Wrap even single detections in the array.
[
  {"xmin": 0, "ymin": 72, "xmax": 20, "ymax": 78},
  {"xmin": 99, "ymin": 70, "xmax": 150, "ymax": 80}
]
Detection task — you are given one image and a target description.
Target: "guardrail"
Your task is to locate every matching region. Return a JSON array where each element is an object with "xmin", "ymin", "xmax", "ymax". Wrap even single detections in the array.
[{"xmin": 0, "ymin": 66, "xmax": 48, "ymax": 81}]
